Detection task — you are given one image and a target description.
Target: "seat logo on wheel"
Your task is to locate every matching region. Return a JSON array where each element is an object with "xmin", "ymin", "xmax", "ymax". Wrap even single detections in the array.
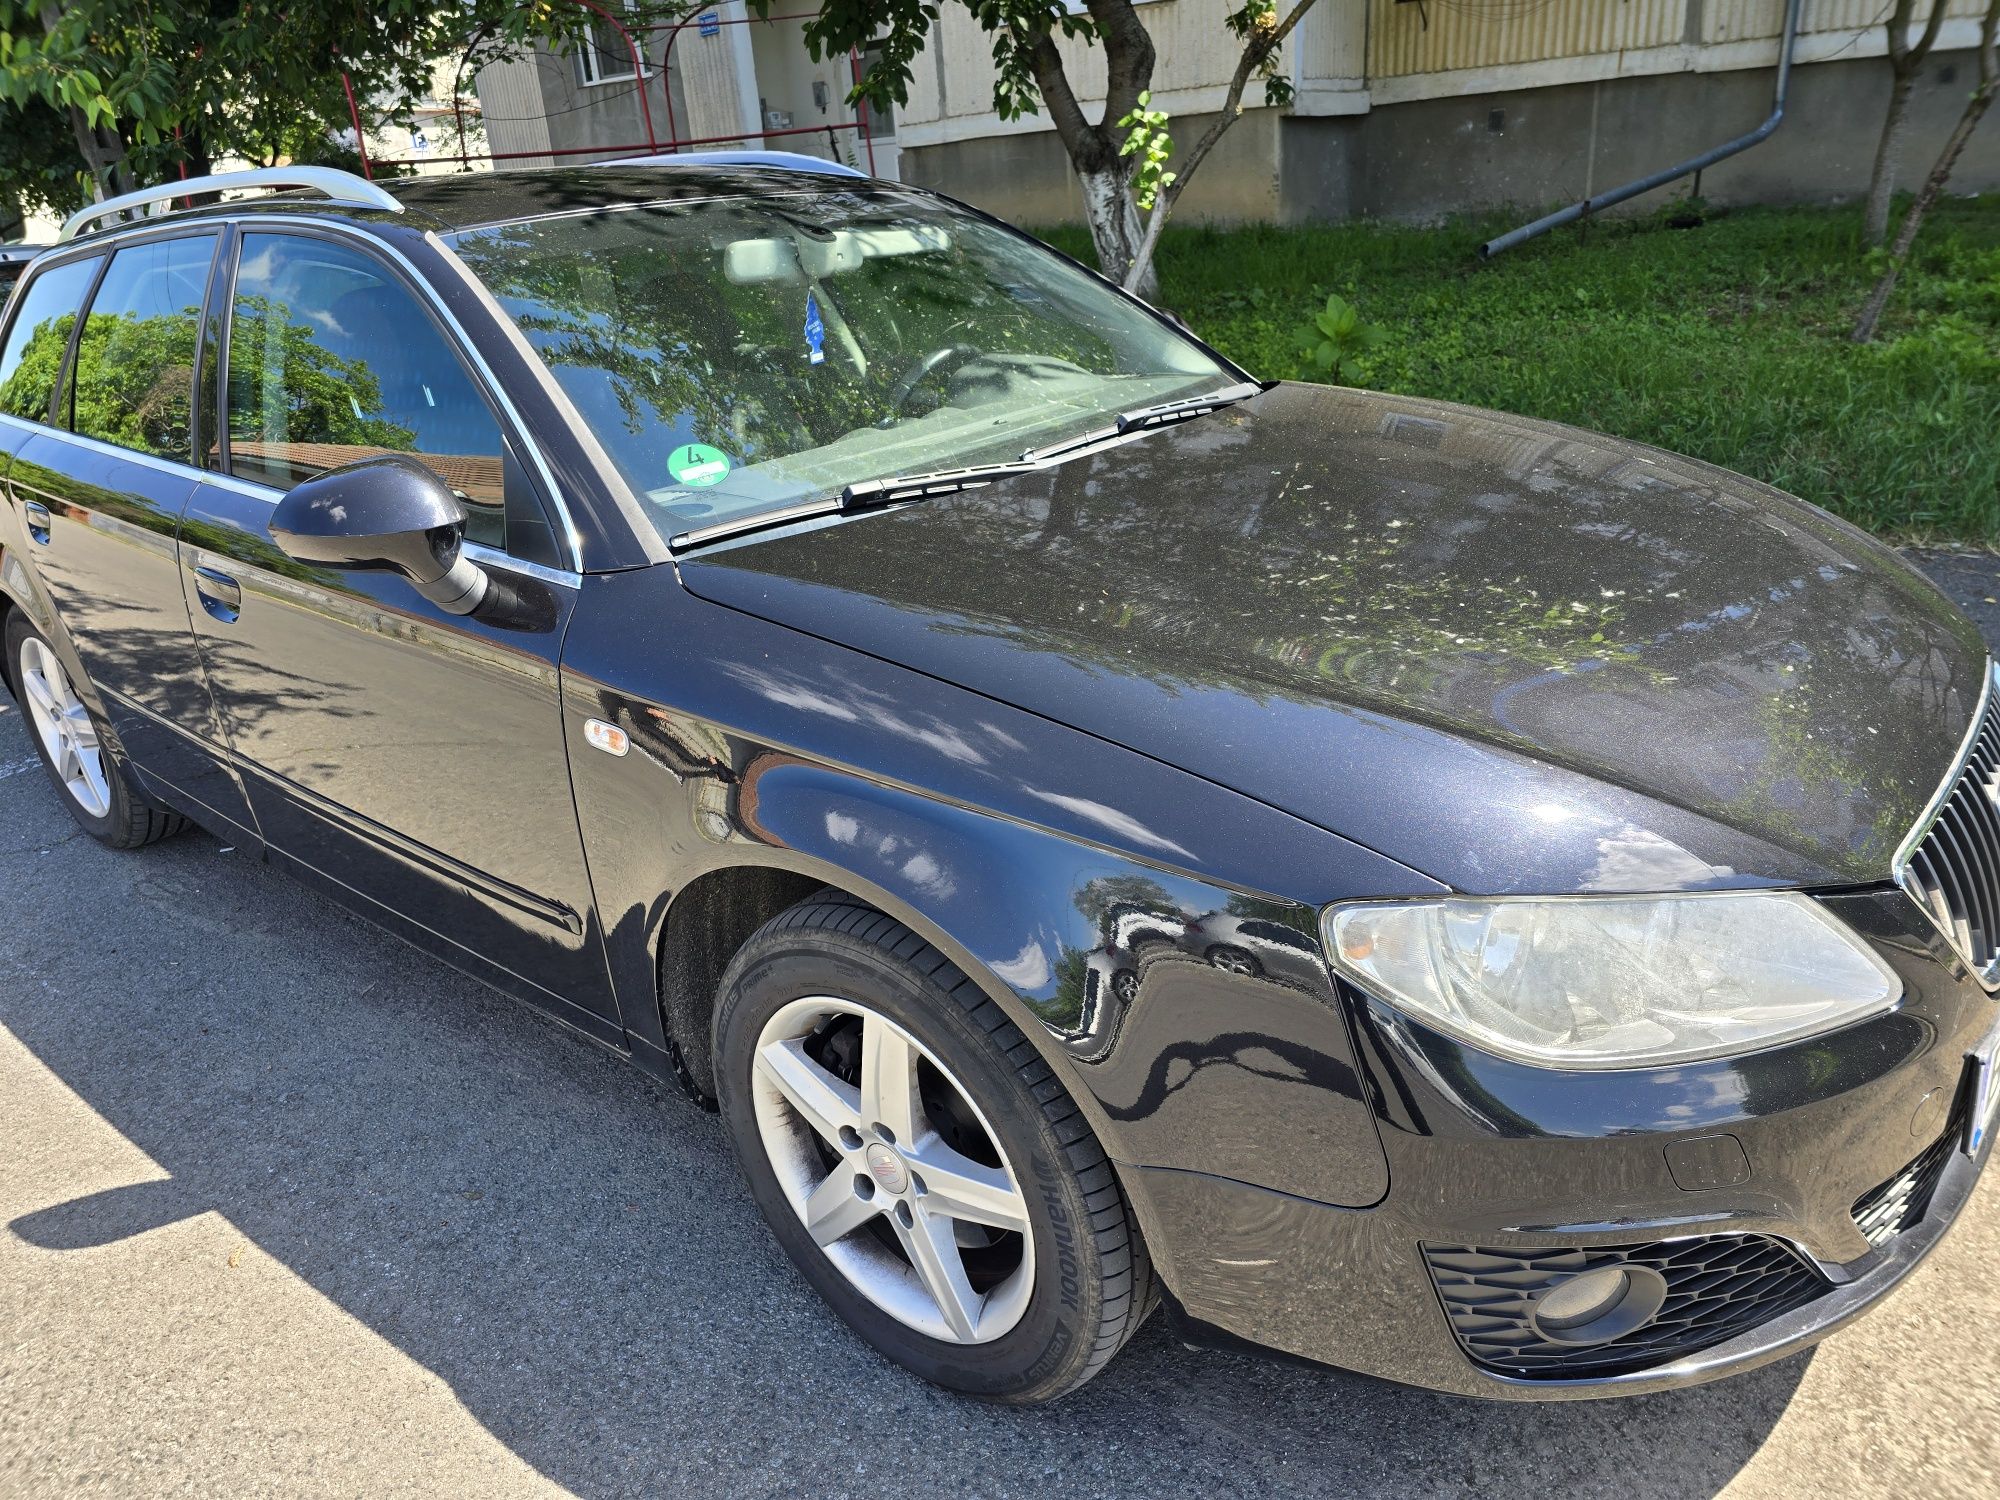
[{"xmin": 863, "ymin": 1142, "xmax": 908, "ymax": 1195}]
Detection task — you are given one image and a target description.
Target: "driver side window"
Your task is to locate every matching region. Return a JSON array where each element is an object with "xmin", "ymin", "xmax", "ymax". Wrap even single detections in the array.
[{"xmin": 225, "ymin": 232, "xmax": 518, "ymax": 553}]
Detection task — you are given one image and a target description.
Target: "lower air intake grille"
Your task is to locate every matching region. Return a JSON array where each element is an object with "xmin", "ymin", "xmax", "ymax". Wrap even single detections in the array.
[
  {"xmin": 1853, "ymin": 1123, "xmax": 1957, "ymax": 1248},
  {"xmin": 1424, "ymin": 1235, "xmax": 1829, "ymax": 1380},
  {"xmin": 1900, "ymin": 674, "xmax": 2000, "ymax": 983}
]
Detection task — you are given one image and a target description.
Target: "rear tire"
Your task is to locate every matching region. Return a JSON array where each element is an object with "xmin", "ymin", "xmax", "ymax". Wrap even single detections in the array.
[
  {"xmin": 1205, "ymin": 944, "xmax": 1262, "ymax": 978},
  {"xmin": 713, "ymin": 892, "xmax": 1154, "ymax": 1402},
  {"xmin": 6, "ymin": 611, "xmax": 186, "ymax": 849}
]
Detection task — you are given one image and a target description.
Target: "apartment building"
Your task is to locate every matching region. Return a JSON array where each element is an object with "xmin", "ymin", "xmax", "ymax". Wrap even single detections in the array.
[{"xmin": 474, "ymin": 1, "xmax": 2000, "ymax": 224}]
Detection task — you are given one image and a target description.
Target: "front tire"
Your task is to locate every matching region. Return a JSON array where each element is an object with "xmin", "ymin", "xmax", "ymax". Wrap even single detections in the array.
[
  {"xmin": 6, "ymin": 612, "xmax": 185, "ymax": 849},
  {"xmin": 714, "ymin": 893, "xmax": 1154, "ymax": 1402}
]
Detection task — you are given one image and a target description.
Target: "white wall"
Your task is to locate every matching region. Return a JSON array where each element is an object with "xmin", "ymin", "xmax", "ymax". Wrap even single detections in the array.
[{"xmin": 894, "ymin": 0, "xmax": 1994, "ymax": 147}]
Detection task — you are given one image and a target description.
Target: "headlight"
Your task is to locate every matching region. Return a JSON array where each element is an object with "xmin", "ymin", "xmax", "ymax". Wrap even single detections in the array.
[{"xmin": 1324, "ymin": 892, "xmax": 1900, "ymax": 1070}]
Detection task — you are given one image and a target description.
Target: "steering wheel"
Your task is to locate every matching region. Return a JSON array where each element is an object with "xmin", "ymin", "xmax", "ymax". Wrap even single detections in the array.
[{"xmin": 882, "ymin": 343, "xmax": 983, "ymax": 415}]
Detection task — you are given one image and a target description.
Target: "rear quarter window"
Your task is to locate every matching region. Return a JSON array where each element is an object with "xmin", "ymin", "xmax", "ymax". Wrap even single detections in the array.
[{"xmin": 0, "ymin": 257, "xmax": 99, "ymax": 424}]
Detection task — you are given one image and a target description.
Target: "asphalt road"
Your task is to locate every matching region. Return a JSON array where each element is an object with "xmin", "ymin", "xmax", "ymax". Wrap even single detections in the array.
[{"xmin": 4, "ymin": 553, "xmax": 2000, "ymax": 1499}]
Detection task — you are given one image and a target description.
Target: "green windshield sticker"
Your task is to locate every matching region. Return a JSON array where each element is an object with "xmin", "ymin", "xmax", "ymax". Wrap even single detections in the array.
[{"xmin": 667, "ymin": 443, "xmax": 732, "ymax": 488}]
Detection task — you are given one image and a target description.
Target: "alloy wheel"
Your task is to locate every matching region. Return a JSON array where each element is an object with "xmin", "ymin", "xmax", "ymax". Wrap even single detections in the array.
[
  {"xmin": 17, "ymin": 637, "xmax": 110, "ymax": 819},
  {"xmin": 751, "ymin": 995, "xmax": 1036, "ymax": 1344},
  {"xmin": 1207, "ymin": 946, "xmax": 1259, "ymax": 976}
]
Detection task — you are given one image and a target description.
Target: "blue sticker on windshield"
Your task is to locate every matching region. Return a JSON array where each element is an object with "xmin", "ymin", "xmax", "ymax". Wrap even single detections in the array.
[{"xmin": 804, "ymin": 291, "xmax": 826, "ymax": 365}]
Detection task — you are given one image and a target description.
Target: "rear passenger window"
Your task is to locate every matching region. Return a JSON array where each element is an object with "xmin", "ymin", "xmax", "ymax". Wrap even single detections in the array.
[
  {"xmin": 67, "ymin": 234, "xmax": 217, "ymax": 462},
  {"xmin": 0, "ymin": 258, "xmax": 99, "ymax": 424},
  {"xmin": 226, "ymin": 233, "xmax": 508, "ymax": 550}
]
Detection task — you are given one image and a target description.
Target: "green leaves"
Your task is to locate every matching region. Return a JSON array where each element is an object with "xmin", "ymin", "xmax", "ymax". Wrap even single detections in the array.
[
  {"xmin": 1224, "ymin": 0, "xmax": 1294, "ymax": 108},
  {"xmin": 781, "ymin": 0, "xmax": 1096, "ymax": 122},
  {"xmin": 1116, "ymin": 91, "xmax": 1175, "ymax": 214},
  {"xmin": 0, "ymin": 1, "xmax": 692, "ymax": 210},
  {"xmin": 1295, "ymin": 292, "xmax": 1389, "ymax": 382}
]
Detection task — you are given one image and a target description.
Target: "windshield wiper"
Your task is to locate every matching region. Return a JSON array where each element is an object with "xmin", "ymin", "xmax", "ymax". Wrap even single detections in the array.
[
  {"xmin": 840, "ymin": 386, "xmax": 1261, "ymax": 508},
  {"xmin": 1021, "ymin": 379, "xmax": 1264, "ymax": 462},
  {"xmin": 670, "ymin": 383, "xmax": 1262, "ymax": 554},
  {"xmin": 838, "ymin": 460, "xmax": 1043, "ymax": 509},
  {"xmin": 668, "ymin": 462, "xmax": 1044, "ymax": 553},
  {"xmin": 1111, "ymin": 380, "xmax": 1264, "ymax": 435}
]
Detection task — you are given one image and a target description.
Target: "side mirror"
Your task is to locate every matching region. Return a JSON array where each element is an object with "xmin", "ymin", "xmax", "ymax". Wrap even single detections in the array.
[{"xmin": 269, "ymin": 454, "xmax": 490, "ymax": 616}]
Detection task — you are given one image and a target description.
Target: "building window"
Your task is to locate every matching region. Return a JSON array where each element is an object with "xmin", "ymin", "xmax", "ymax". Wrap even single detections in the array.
[
  {"xmin": 575, "ymin": 2, "xmax": 647, "ymax": 87},
  {"xmin": 858, "ymin": 43, "xmax": 895, "ymax": 142}
]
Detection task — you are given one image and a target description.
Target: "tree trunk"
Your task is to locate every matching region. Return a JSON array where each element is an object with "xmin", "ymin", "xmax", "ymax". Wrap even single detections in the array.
[
  {"xmin": 1854, "ymin": 6, "xmax": 1999, "ymax": 341},
  {"xmin": 1080, "ymin": 165, "xmax": 1157, "ymax": 301},
  {"xmin": 66, "ymin": 106, "xmax": 133, "ymax": 201},
  {"xmin": 40, "ymin": 4, "xmax": 133, "ymax": 202},
  {"xmin": 1015, "ymin": 8, "xmax": 1160, "ymax": 302},
  {"xmin": 1864, "ymin": 70, "xmax": 1916, "ymax": 246},
  {"xmin": 178, "ymin": 127, "xmax": 214, "ymax": 180},
  {"xmin": 1864, "ymin": 1, "xmax": 1953, "ymax": 246},
  {"xmin": 1117, "ymin": 1, "xmax": 1323, "ymax": 297}
]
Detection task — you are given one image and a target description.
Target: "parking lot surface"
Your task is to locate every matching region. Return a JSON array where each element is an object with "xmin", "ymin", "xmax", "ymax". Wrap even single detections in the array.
[{"xmin": 3, "ymin": 550, "xmax": 1999, "ymax": 1499}]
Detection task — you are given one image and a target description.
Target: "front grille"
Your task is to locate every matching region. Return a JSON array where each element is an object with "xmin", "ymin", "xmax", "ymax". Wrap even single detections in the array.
[
  {"xmin": 1424, "ymin": 1235, "xmax": 1829, "ymax": 1380},
  {"xmin": 1853, "ymin": 1121, "xmax": 1958, "ymax": 1248},
  {"xmin": 1899, "ymin": 675, "xmax": 2000, "ymax": 984}
]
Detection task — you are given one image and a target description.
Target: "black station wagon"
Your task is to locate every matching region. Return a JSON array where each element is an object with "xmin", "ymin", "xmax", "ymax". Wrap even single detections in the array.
[{"xmin": 2, "ymin": 160, "xmax": 1995, "ymax": 1403}]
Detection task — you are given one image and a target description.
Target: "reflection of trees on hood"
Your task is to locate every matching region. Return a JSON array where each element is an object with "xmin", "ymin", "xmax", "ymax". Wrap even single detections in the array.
[
  {"xmin": 706, "ymin": 384, "xmax": 1983, "ymax": 864},
  {"xmin": 1720, "ymin": 652, "xmax": 1947, "ymax": 866},
  {"xmin": 895, "ymin": 411, "xmax": 1651, "ymax": 733}
]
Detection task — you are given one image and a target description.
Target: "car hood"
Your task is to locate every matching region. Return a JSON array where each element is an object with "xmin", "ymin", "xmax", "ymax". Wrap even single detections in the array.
[{"xmin": 678, "ymin": 383, "xmax": 1987, "ymax": 895}]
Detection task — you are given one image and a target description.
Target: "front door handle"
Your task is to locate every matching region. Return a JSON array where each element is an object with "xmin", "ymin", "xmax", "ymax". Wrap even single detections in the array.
[
  {"xmin": 22, "ymin": 501, "xmax": 51, "ymax": 543},
  {"xmin": 192, "ymin": 563, "xmax": 242, "ymax": 623}
]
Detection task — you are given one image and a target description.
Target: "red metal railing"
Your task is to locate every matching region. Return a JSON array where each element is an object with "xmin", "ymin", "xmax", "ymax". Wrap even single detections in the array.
[{"xmin": 341, "ymin": 5, "xmax": 873, "ymax": 178}]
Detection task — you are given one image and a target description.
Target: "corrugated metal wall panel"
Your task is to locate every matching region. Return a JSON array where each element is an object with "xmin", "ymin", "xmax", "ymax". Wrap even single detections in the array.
[
  {"xmin": 1298, "ymin": 1, "xmax": 1370, "ymax": 79},
  {"xmin": 681, "ymin": 28, "xmax": 751, "ymax": 143},
  {"xmin": 1704, "ymin": 0, "xmax": 1981, "ymax": 46},
  {"xmin": 937, "ymin": 8, "xmax": 1008, "ymax": 119},
  {"xmin": 834, "ymin": 1, "xmax": 1996, "ymax": 137},
  {"xmin": 910, "ymin": 0, "xmax": 1289, "ymax": 124},
  {"xmin": 472, "ymin": 57, "xmax": 555, "ymax": 166},
  {"xmin": 1146, "ymin": 0, "xmax": 1289, "ymax": 93},
  {"xmin": 1369, "ymin": 0, "xmax": 1687, "ymax": 79}
]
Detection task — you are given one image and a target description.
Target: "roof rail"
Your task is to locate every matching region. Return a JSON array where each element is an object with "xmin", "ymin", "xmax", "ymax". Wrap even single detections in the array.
[
  {"xmin": 602, "ymin": 150, "xmax": 868, "ymax": 180},
  {"xmin": 57, "ymin": 166, "xmax": 403, "ymax": 244}
]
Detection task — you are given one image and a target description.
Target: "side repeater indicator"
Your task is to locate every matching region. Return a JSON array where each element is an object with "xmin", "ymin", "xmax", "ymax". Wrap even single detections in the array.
[{"xmin": 584, "ymin": 718, "xmax": 630, "ymax": 757}]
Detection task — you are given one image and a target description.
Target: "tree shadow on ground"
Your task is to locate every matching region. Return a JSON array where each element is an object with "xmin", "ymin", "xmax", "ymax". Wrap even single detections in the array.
[{"xmin": 0, "ymin": 722, "xmax": 1807, "ymax": 1499}]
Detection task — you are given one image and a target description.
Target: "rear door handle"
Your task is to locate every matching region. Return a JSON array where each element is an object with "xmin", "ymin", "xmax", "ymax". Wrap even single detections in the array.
[
  {"xmin": 192, "ymin": 563, "xmax": 242, "ymax": 623},
  {"xmin": 22, "ymin": 501, "xmax": 51, "ymax": 543}
]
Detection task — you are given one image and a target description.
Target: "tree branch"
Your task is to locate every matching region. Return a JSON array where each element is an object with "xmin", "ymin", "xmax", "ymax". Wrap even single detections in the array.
[
  {"xmin": 1887, "ymin": 0, "xmax": 1917, "ymax": 67},
  {"xmin": 1888, "ymin": 0, "xmax": 1950, "ymax": 74},
  {"xmin": 1017, "ymin": 21, "xmax": 1113, "ymax": 170},
  {"xmin": 1158, "ymin": 0, "xmax": 1317, "ymax": 220},
  {"xmin": 1083, "ymin": 0, "xmax": 1156, "ymax": 129},
  {"xmin": 1914, "ymin": 0, "xmax": 1951, "ymax": 65},
  {"xmin": 1122, "ymin": 0, "xmax": 1319, "ymax": 292},
  {"xmin": 1855, "ymin": 0, "xmax": 2000, "ymax": 340}
]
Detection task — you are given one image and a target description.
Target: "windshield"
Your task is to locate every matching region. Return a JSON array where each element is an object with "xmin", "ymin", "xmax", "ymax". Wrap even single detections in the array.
[{"xmin": 447, "ymin": 188, "xmax": 1237, "ymax": 540}]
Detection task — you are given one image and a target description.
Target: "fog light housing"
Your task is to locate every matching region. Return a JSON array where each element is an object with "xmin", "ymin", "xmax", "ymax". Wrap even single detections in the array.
[{"xmin": 1529, "ymin": 1264, "xmax": 1669, "ymax": 1346}]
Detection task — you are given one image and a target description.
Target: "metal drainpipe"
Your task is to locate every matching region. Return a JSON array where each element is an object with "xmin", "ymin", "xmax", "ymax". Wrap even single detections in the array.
[{"xmin": 1480, "ymin": 0, "xmax": 1803, "ymax": 258}]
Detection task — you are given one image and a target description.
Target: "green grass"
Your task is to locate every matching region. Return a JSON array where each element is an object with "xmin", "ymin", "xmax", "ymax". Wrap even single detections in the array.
[{"xmin": 1039, "ymin": 200, "xmax": 2000, "ymax": 543}]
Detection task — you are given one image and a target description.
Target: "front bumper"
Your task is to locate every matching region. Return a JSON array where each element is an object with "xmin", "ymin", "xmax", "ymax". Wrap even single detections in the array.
[{"xmin": 1119, "ymin": 889, "xmax": 1999, "ymax": 1399}]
